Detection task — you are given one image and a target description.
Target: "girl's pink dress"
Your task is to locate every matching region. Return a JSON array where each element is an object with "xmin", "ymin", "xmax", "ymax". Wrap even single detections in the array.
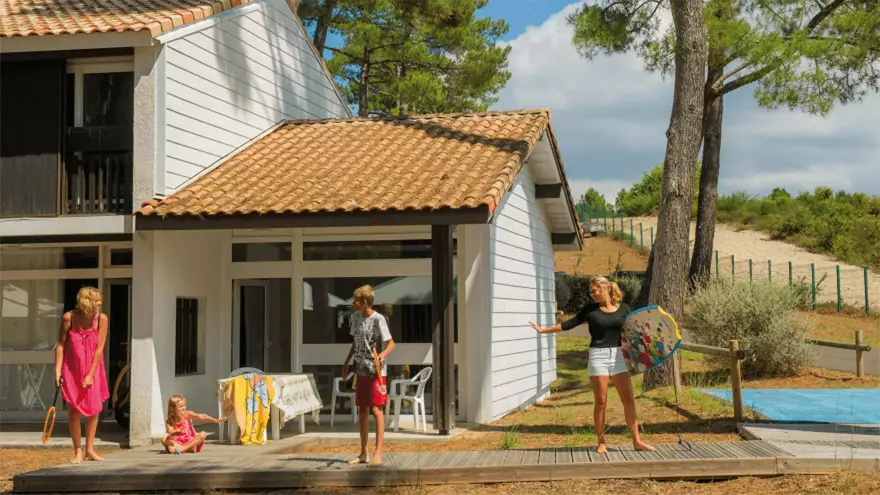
[
  {"xmin": 172, "ymin": 418, "xmax": 203, "ymax": 452},
  {"xmin": 61, "ymin": 312, "xmax": 109, "ymax": 417}
]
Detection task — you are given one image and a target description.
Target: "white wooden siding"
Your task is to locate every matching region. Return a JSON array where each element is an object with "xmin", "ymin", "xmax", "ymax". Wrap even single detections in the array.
[
  {"xmin": 489, "ymin": 166, "xmax": 558, "ymax": 420},
  {"xmin": 162, "ymin": 0, "xmax": 348, "ymax": 193}
]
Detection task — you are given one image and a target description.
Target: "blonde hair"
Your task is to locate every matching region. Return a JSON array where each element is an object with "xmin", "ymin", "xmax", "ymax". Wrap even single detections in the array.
[
  {"xmin": 76, "ymin": 286, "xmax": 102, "ymax": 318},
  {"xmin": 591, "ymin": 277, "xmax": 623, "ymax": 305},
  {"xmin": 353, "ymin": 285, "xmax": 375, "ymax": 306},
  {"xmin": 166, "ymin": 395, "xmax": 185, "ymax": 427}
]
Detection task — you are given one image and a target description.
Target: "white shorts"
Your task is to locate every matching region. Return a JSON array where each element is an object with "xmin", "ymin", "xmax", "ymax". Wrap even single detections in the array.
[{"xmin": 588, "ymin": 347, "xmax": 629, "ymax": 377}]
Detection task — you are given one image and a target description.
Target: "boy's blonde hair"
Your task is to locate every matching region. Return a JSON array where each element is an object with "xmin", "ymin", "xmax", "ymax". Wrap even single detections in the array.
[
  {"xmin": 76, "ymin": 286, "xmax": 102, "ymax": 317},
  {"xmin": 353, "ymin": 285, "xmax": 375, "ymax": 306},
  {"xmin": 166, "ymin": 395, "xmax": 185, "ymax": 427}
]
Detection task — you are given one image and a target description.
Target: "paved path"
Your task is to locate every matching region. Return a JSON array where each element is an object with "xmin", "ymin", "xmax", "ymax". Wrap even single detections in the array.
[
  {"xmin": 17, "ymin": 439, "xmax": 878, "ymax": 493},
  {"xmin": 681, "ymin": 329, "xmax": 878, "ymax": 376},
  {"xmin": 628, "ymin": 217, "xmax": 879, "ymax": 310}
]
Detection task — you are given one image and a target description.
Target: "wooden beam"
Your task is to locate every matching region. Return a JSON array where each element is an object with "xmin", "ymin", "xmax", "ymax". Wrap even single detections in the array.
[
  {"xmin": 551, "ymin": 232, "xmax": 578, "ymax": 245},
  {"xmin": 431, "ymin": 224, "xmax": 455, "ymax": 435},
  {"xmin": 0, "ymin": 233, "xmax": 132, "ymax": 244},
  {"xmin": 136, "ymin": 205, "xmax": 491, "ymax": 231},
  {"xmin": 534, "ymin": 183, "xmax": 563, "ymax": 199}
]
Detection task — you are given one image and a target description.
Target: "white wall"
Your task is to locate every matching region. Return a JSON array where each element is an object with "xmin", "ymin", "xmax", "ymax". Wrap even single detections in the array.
[
  {"xmin": 489, "ymin": 165, "xmax": 558, "ymax": 420},
  {"xmin": 161, "ymin": 0, "xmax": 349, "ymax": 194},
  {"xmin": 130, "ymin": 230, "xmax": 223, "ymax": 444}
]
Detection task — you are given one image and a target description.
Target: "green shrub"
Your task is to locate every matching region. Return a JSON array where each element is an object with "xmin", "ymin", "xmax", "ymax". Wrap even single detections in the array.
[
  {"xmin": 555, "ymin": 274, "xmax": 572, "ymax": 311},
  {"xmin": 686, "ymin": 279, "xmax": 815, "ymax": 378},
  {"xmin": 613, "ymin": 275, "xmax": 643, "ymax": 308},
  {"xmin": 560, "ymin": 274, "xmax": 593, "ymax": 313}
]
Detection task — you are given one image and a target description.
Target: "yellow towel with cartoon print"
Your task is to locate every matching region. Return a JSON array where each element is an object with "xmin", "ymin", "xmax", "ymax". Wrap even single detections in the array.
[{"xmin": 223, "ymin": 374, "xmax": 275, "ymax": 445}]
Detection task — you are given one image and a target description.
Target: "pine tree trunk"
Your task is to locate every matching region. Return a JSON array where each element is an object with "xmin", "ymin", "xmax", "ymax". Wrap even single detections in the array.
[
  {"xmin": 311, "ymin": 0, "xmax": 338, "ymax": 56},
  {"xmin": 643, "ymin": 0, "xmax": 708, "ymax": 391},
  {"xmin": 358, "ymin": 48, "xmax": 371, "ymax": 117},
  {"xmin": 689, "ymin": 59, "xmax": 725, "ymax": 289}
]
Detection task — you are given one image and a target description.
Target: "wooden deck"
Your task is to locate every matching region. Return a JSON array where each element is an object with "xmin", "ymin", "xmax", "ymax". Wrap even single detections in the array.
[{"xmin": 13, "ymin": 440, "xmax": 880, "ymax": 493}]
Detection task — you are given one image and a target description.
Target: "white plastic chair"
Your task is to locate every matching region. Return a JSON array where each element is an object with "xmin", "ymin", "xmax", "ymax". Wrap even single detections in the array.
[
  {"xmin": 219, "ymin": 367, "xmax": 267, "ymax": 443},
  {"xmin": 385, "ymin": 367, "xmax": 432, "ymax": 433},
  {"xmin": 330, "ymin": 373, "xmax": 357, "ymax": 426}
]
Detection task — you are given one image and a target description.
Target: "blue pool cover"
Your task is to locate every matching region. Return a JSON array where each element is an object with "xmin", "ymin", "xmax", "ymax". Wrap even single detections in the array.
[{"xmin": 699, "ymin": 388, "xmax": 880, "ymax": 424}]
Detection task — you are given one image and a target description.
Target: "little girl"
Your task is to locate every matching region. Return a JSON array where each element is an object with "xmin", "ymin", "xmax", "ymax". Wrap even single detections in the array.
[{"xmin": 163, "ymin": 395, "xmax": 225, "ymax": 454}]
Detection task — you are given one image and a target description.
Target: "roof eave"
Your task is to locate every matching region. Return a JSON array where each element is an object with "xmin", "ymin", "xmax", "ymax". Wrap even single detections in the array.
[{"xmin": 135, "ymin": 205, "xmax": 493, "ymax": 231}]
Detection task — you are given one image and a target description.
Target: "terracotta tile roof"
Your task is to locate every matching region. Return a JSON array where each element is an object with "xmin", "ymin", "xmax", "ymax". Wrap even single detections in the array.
[
  {"xmin": 138, "ymin": 110, "xmax": 554, "ymax": 219},
  {"xmin": 0, "ymin": 0, "xmax": 257, "ymax": 38}
]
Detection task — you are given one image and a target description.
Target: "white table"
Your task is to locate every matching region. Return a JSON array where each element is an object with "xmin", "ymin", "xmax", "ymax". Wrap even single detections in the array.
[{"xmin": 216, "ymin": 373, "xmax": 323, "ymax": 443}]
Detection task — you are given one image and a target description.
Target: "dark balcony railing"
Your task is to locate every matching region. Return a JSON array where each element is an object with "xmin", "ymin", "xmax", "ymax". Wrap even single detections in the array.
[
  {"xmin": 62, "ymin": 126, "xmax": 133, "ymax": 215},
  {"xmin": 62, "ymin": 151, "xmax": 132, "ymax": 214}
]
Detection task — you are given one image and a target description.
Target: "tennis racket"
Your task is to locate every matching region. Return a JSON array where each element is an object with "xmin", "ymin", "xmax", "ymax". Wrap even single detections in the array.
[{"xmin": 42, "ymin": 379, "xmax": 62, "ymax": 444}]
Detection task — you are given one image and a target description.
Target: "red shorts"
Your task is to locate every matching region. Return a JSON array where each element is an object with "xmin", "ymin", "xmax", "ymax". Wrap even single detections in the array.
[{"xmin": 355, "ymin": 374, "xmax": 387, "ymax": 408}]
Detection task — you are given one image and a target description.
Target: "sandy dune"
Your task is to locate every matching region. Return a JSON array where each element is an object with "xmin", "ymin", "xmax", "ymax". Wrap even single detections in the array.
[{"xmin": 610, "ymin": 216, "xmax": 880, "ymax": 310}]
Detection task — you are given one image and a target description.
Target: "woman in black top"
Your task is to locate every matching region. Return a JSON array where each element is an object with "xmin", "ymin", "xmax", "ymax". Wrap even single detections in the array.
[{"xmin": 530, "ymin": 276, "xmax": 654, "ymax": 453}]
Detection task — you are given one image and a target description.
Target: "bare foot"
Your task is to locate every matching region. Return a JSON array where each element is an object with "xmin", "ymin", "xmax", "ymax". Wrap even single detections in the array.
[
  {"xmin": 347, "ymin": 453, "xmax": 369, "ymax": 465},
  {"xmin": 368, "ymin": 454, "xmax": 383, "ymax": 467},
  {"xmin": 634, "ymin": 441, "xmax": 656, "ymax": 452},
  {"xmin": 596, "ymin": 443, "xmax": 608, "ymax": 454},
  {"xmin": 70, "ymin": 451, "xmax": 83, "ymax": 464},
  {"xmin": 85, "ymin": 451, "xmax": 104, "ymax": 461}
]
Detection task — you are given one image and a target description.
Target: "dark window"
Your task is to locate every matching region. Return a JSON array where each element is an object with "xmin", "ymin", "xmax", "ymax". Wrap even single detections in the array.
[
  {"xmin": 0, "ymin": 246, "xmax": 99, "ymax": 270},
  {"xmin": 83, "ymin": 72, "xmax": 134, "ymax": 127},
  {"xmin": 110, "ymin": 248, "xmax": 132, "ymax": 266},
  {"xmin": 232, "ymin": 242, "xmax": 292, "ymax": 262},
  {"xmin": 175, "ymin": 297, "xmax": 199, "ymax": 376},
  {"xmin": 303, "ymin": 240, "xmax": 457, "ymax": 261},
  {"xmin": 302, "ymin": 276, "xmax": 457, "ymax": 344}
]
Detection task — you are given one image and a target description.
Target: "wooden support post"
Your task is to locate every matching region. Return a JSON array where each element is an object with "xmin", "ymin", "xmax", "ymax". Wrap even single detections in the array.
[
  {"xmin": 729, "ymin": 340, "xmax": 743, "ymax": 423},
  {"xmin": 431, "ymin": 225, "xmax": 455, "ymax": 435},
  {"xmin": 855, "ymin": 330, "xmax": 864, "ymax": 378}
]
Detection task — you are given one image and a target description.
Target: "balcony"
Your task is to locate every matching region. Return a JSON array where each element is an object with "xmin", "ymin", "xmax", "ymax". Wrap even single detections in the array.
[
  {"xmin": 0, "ymin": 59, "xmax": 133, "ymax": 220},
  {"xmin": 62, "ymin": 127, "xmax": 132, "ymax": 215}
]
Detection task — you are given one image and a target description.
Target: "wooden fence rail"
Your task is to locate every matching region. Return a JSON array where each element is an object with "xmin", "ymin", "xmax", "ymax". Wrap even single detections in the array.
[
  {"xmin": 680, "ymin": 339, "xmax": 744, "ymax": 422},
  {"xmin": 805, "ymin": 330, "xmax": 871, "ymax": 377}
]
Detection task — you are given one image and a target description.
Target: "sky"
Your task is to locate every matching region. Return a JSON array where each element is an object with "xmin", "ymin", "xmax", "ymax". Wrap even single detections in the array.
[{"xmin": 477, "ymin": 1, "xmax": 880, "ymax": 203}]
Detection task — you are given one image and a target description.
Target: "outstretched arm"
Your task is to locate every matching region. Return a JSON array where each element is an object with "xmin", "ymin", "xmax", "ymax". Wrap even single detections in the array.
[{"xmin": 186, "ymin": 411, "xmax": 226, "ymax": 423}]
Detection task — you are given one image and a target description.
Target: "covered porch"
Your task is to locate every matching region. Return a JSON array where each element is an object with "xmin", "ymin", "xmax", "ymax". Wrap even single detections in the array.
[{"xmin": 128, "ymin": 221, "xmax": 486, "ymax": 446}]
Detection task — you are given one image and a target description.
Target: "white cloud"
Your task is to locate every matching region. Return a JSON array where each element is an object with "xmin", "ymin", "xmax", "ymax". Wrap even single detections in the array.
[
  {"xmin": 568, "ymin": 178, "xmax": 630, "ymax": 204},
  {"xmin": 494, "ymin": 3, "xmax": 880, "ymax": 197}
]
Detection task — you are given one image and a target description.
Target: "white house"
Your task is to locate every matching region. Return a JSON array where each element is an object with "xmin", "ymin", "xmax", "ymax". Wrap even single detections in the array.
[{"xmin": 0, "ymin": 0, "xmax": 582, "ymax": 446}]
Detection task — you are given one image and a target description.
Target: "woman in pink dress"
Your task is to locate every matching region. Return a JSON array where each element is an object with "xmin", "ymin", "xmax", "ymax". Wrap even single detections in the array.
[{"xmin": 54, "ymin": 287, "xmax": 110, "ymax": 464}]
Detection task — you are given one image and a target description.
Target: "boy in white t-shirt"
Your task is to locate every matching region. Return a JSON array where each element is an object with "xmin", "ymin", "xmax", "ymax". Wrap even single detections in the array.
[{"xmin": 342, "ymin": 285, "xmax": 395, "ymax": 466}]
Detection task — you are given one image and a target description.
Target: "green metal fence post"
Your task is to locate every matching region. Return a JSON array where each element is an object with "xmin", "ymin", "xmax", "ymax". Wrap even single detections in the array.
[
  {"xmin": 603, "ymin": 206, "xmax": 608, "ymax": 233},
  {"xmin": 768, "ymin": 260, "xmax": 772, "ymax": 283},
  {"xmin": 811, "ymin": 263, "xmax": 816, "ymax": 309},
  {"xmin": 836, "ymin": 265, "xmax": 842, "ymax": 312},
  {"xmin": 639, "ymin": 224, "xmax": 644, "ymax": 249},
  {"xmin": 629, "ymin": 218, "xmax": 634, "ymax": 246},
  {"xmin": 865, "ymin": 267, "xmax": 870, "ymax": 314},
  {"xmin": 789, "ymin": 261, "xmax": 793, "ymax": 286},
  {"xmin": 749, "ymin": 259, "xmax": 753, "ymax": 283},
  {"xmin": 612, "ymin": 211, "xmax": 616, "ymax": 233},
  {"xmin": 650, "ymin": 227, "xmax": 654, "ymax": 248},
  {"xmin": 732, "ymin": 254, "xmax": 736, "ymax": 280},
  {"xmin": 716, "ymin": 250, "xmax": 720, "ymax": 279}
]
